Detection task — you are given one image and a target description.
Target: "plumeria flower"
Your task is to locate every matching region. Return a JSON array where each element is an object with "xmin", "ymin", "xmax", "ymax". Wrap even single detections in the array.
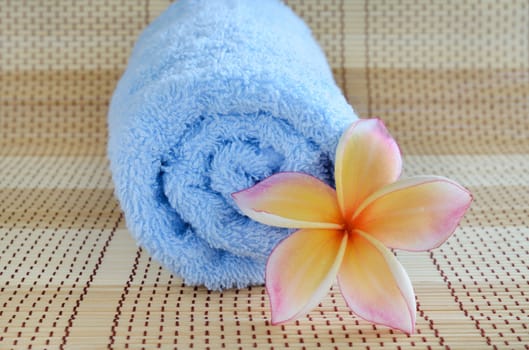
[{"xmin": 232, "ymin": 119, "xmax": 472, "ymax": 333}]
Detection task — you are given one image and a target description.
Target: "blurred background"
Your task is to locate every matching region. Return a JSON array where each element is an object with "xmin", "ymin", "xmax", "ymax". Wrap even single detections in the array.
[
  {"xmin": 0, "ymin": 1, "xmax": 527, "ymax": 349},
  {"xmin": 1, "ymin": 0, "xmax": 527, "ymax": 155}
]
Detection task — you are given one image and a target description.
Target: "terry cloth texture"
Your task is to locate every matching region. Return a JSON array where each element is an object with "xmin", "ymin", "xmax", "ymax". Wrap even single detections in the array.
[
  {"xmin": 2, "ymin": 1, "xmax": 528, "ymax": 348},
  {"xmin": 108, "ymin": 0, "xmax": 357, "ymax": 290}
]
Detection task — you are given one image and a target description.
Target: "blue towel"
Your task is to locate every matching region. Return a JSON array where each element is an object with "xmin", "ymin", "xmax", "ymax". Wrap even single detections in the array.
[{"xmin": 108, "ymin": 0, "xmax": 357, "ymax": 290}]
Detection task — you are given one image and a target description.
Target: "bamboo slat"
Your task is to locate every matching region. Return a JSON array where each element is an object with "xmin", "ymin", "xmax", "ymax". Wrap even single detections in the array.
[{"xmin": 0, "ymin": 0, "xmax": 527, "ymax": 349}]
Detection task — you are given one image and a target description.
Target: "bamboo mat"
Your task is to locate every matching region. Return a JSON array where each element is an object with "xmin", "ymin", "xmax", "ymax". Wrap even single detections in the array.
[{"xmin": 1, "ymin": 1, "xmax": 528, "ymax": 349}]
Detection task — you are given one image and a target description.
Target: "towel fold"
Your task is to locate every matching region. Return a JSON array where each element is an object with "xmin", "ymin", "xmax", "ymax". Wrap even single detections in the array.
[{"xmin": 108, "ymin": 0, "xmax": 357, "ymax": 289}]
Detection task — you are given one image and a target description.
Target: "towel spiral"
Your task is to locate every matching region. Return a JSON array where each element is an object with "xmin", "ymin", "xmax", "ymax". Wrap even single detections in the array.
[{"xmin": 108, "ymin": 0, "xmax": 356, "ymax": 289}]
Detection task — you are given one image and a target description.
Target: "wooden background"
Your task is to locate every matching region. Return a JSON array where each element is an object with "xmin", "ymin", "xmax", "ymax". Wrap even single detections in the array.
[{"xmin": 0, "ymin": 0, "xmax": 528, "ymax": 349}]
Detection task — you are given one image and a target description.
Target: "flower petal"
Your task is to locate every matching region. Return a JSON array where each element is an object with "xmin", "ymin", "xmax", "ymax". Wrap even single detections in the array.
[
  {"xmin": 338, "ymin": 230, "xmax": 416, "ymax": 333},
  {"xmin": 266, "ymin": 228, "xmax": 347, "ymax": 324},
  {"xmin": 353, "ymin": 176, "xmax": 472, "ymax": 251},
  {"xmin": 335, "ymin": 119, "xmax": 402, "ymax": 221},
  {"xmin": 232, "ymin": 172, "xmax": 343, "ymax": 229}
]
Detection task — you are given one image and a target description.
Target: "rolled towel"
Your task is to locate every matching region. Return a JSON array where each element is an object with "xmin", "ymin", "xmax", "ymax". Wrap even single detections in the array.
[{"xmin": 108, "ymin": 0, "xmax": 357, "ymax": 290}]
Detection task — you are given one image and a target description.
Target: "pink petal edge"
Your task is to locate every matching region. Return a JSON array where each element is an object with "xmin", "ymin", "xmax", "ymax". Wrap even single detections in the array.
[
  {"xmin": 353, "ymin": 176, "xmax": 473, "ymax": 251},
  {"xmin": 265, "ymin": 229, "xmax": 348, "ymax": 325},
  {"xmin": 232, "ymin": 172, "xmax": 343, "ymax": 230},
  {"xmin": 334, "ymin": 118, "xmax": 402, "ymax": 221},
  {"xmin": 337, "ymin": 230, "xmax": 416, "ymax": 334}
]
